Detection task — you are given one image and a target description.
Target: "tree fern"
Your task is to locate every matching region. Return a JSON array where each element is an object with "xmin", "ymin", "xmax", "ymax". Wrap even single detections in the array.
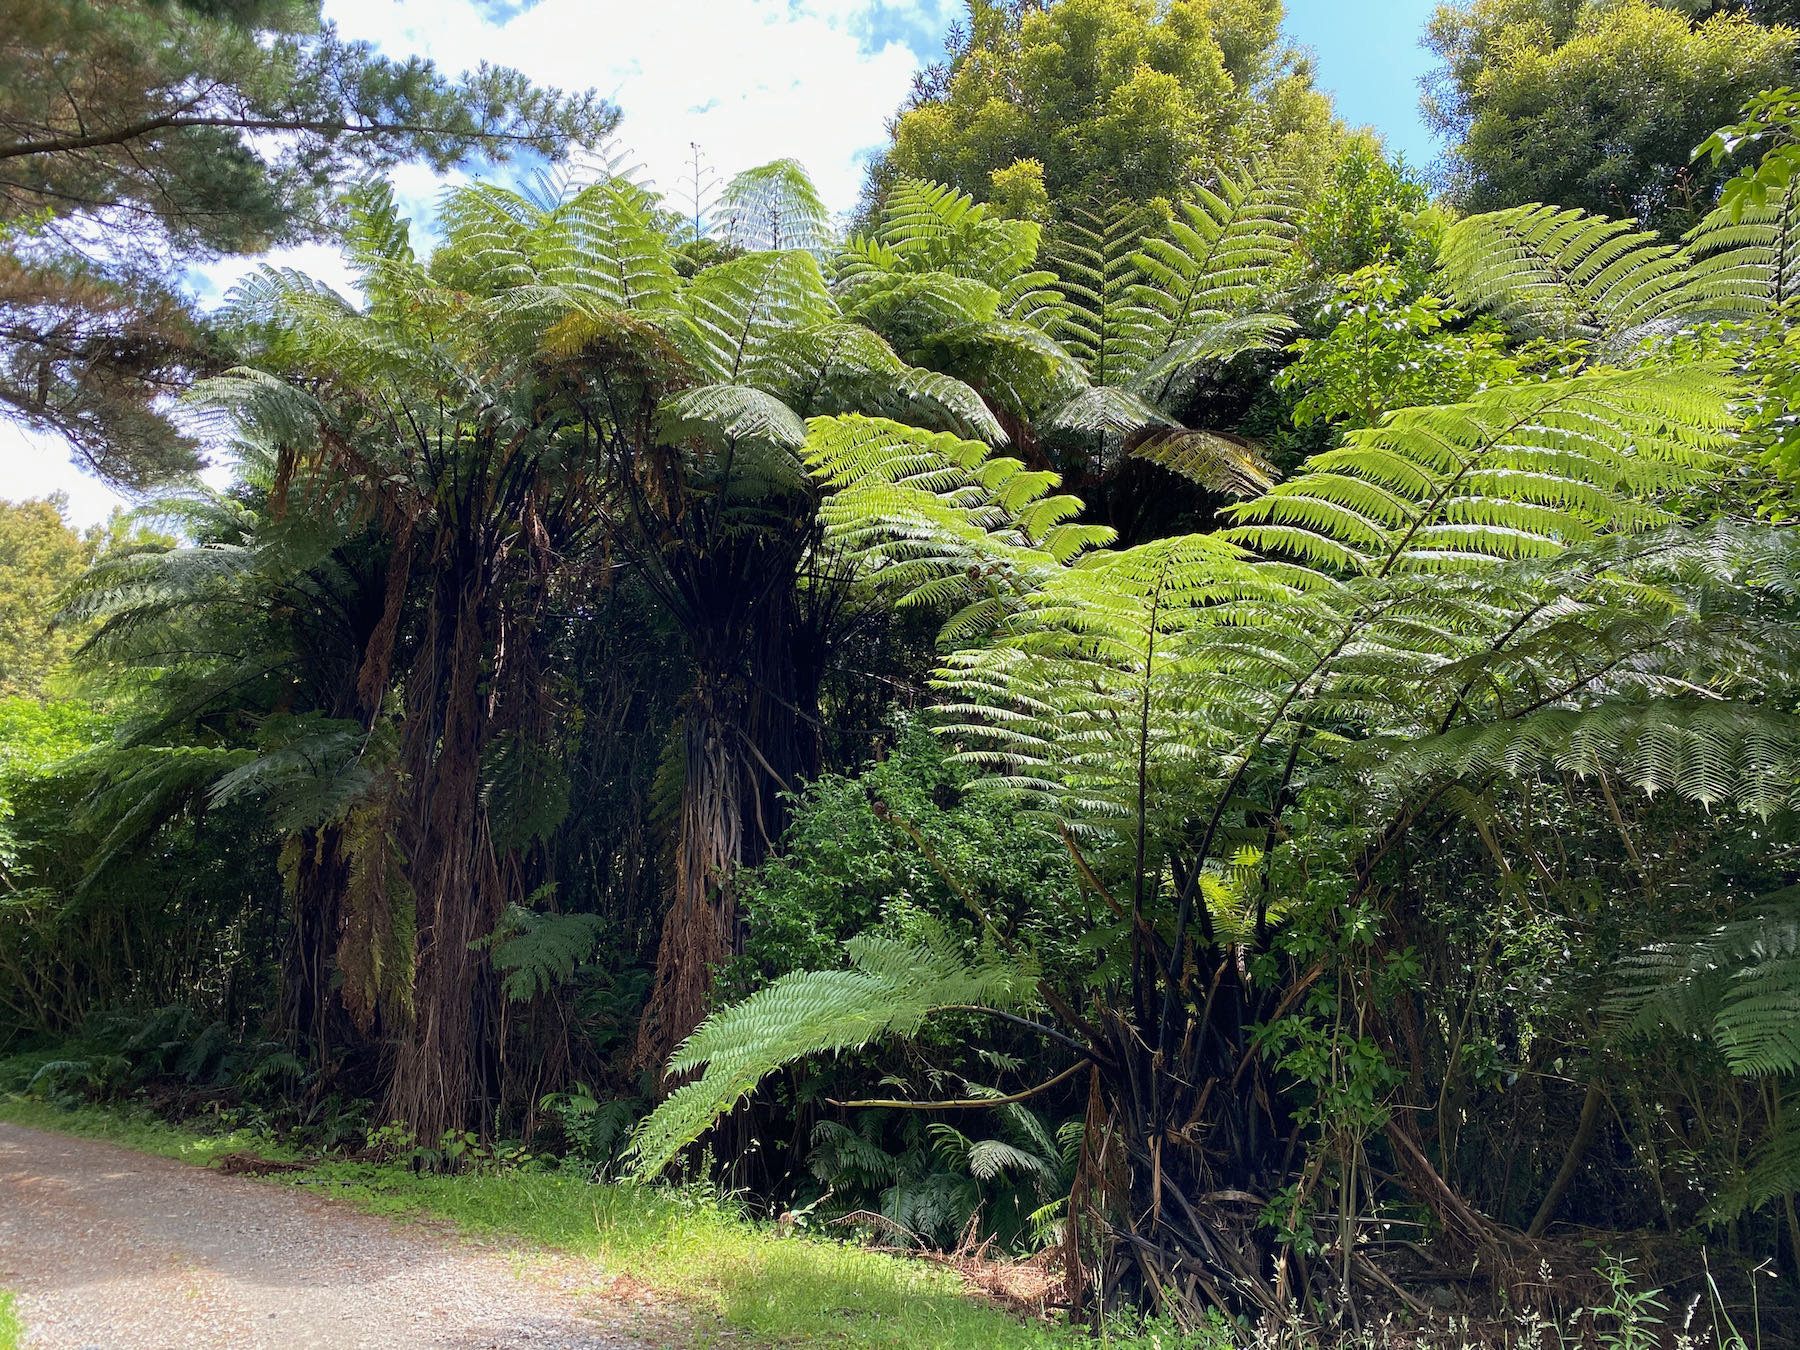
[
  {"xmin": 1609, "ymin": 891, "xmax": 1800, "ymax": 1078},
  {"xmin": 629, "ymin": 918, "xmax": 1037, "ymax": 1177},
  {"xmin": 1438, "ymin": 203, "xmax": 1688, "ymax": 343}
]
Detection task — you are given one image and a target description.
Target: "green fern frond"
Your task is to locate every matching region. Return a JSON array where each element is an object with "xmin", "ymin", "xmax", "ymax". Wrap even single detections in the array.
[
  {"xmin": 629, "ymin": 919, "xmax": 1037, "ymax": 1177},
  {"xmin": 1439, "ymin": 204, "xmax": 1686, "ymax": 342},
  {"xmin": 1368, "ymin": 699, "xmax": 1800, "ymax": 818},
  {"xmin": 1609, "ymin": 892, "xmax": 1800, "ymax": 1078},
  {"xmin": 1131, "ymin": 428, "xmax": 1277, "ymax": 497},
  {"xmin": 807, "ymin": 414, "xmax": 1111, "ymax": 630},
  {"xmin": 845, "ymin": 178, "xmax": 1043, "ymax": 289},
  {"xmin": 1224, "ymin": 364, "xmax": 1736, "ymax": 574},
  {"xmin": 718, "ymin": 159, "xmax": 834, "ymax": 256},
  {"xmin": 1126, "ymin": 164, "xmax": 1302, "ymax": 393},
  {"xmin": 1679, "ymin": 181, "xmax": 1800, "ymax": 314},
  {"xmin": 476, "ymin": 903, "xmax": 606, "ymax": 1002},
  {"xmin": 1043, "ymin": 197, "xmax": 1164, "ymax": 383},
  {"xmin": 680, "ymin": 250, "xmax": 836, "ymax": 383}
]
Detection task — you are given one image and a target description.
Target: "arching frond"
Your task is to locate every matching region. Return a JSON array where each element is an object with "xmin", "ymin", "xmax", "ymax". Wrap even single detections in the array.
[
  {"xmin": 1127, "ymin": 163, "xmax": 1302, "ymax": 393},
  {"xmin": 629, "ymin": 920, "xmax": 1037, "ymax": 1177},
  {"xmin": 807, "ymin": 415, "xmax": 1112, "ymax": 634},
  {"xmin": 1224, "ymin": 363, "xmax": 1737, "ymax": 574},
  {"xmin": 1045, "ymin": 197, "xmax": 1164, "ymax": 385},
  {"xmin": 844, "ymin": 178, "xmax": 1043, "ymax": 289},
  {"xmin": 679, "ymin": 250, "xmax": 836, "ymax": 383},
  {"xmin": 718, "ymin": 159, "xmax": 834, "ymax": 256},
  {"xmin": 1367, "ymin": 698, "xmax": 1800, "ymax": 818},
  {"xmin": 657, "ymin": 383, "xmax": 810, "ymax": 454},
  {"xmin": 1439, "ymin": 204, "xmax": 1687, "ymax": 342},
  {"xmin": 1131, "ymin": 428, "xmax": 1277, "ymax": 497},
  {"xmin": 1679, "ymin": 181, "xmax": 1800, "ymax": 314},
  {"xmin": 1609, "ymin": 892, "xmax": 1800, "ymax": 1077}
]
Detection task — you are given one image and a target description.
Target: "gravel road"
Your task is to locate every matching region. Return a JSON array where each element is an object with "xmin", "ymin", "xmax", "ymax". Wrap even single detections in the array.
[{"xmin": 0, "ymin": 1123, "xmax": 683, "ymax": 1350}]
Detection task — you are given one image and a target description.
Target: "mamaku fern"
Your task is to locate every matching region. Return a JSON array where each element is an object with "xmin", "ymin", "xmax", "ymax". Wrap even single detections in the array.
[
  {"xmin": 630, "ymin": 918, "xmax": 1038, "ymax": 1177},
  {"xmin": 1610, "ymin": 890, "xmax": 1800, "ymax": 1078}
]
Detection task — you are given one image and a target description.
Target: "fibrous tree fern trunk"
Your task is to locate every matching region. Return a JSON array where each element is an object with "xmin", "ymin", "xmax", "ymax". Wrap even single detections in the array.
[
  {"xmin": 386, "ymin": 555, "xmax": 507, "ymax": 1140},
  {"xmin": 633, "ymin": 521, "xmax": 827, "ymax": 1071}
]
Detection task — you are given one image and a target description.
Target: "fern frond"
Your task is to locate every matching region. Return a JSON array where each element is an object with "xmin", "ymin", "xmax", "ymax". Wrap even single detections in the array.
[
  {"xmin": 718, "ymin": 159, "xmax": 834, "ymax": 256},
  {"xmin": 1126, "ymin": 164, "xmax": 1302, "ymax": 393},
  {"xmin": 1368, "ymin": 699, "xmax": 1800, "ymax": 818},
  {"xmin": 1440, "ymin": 204, "xmax": 1686, "ymax": 342},
  {"xmin": 629, "ymin": 920, "xmax": 1037, "ymax": 1176},
  {"xmin": 807, "ymin": 415, "xmax": 1112, "ymax": 631},
  {"xmin": 679, "ymin": 251, "xmax": 836, "ymax": 383},
  {"xmin": 1679, "ymin": 181, "xmax": 1800, "ymax": 314},
  {"xmin": 1224, "ymin": 364, "xmax": 1737, "ymax": 574},
  {"xmin": 1131, "ymin": 428, "xmax": 1277, "ymax": 497},
  {"xmin": 477, "ymin": 904, "xmax": 606, "ymax": 1002},
  {"xmin": 1609, "ymin": 892, "xmax": 1800, "ymax": 1078}
]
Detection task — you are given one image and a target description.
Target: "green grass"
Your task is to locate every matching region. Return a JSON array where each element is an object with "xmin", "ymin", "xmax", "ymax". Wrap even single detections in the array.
[
  {"xmin": 0, "ymin": 1093, "xmax": 1086, "ymax": 1350},
  {"xmin": 0, "ymin": 1290, "xmax": 20, "ymax": 1350},
  {"xmin": 0, "ymin": 1093, "xmax": 289, "ymax": 1164}
]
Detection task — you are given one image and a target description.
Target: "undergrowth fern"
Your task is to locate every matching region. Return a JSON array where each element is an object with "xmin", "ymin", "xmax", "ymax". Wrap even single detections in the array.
[{"xmin": 629, "ymin": 918, "xmax": 1036, "ymax": 1177}]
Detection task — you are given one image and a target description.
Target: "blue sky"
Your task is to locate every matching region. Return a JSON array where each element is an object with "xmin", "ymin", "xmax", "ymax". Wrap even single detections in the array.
[
  {"xmin": 6, "ymin": 0, "xmax": 1451, "ymax": 522},
  {"xmin": 1286, "ymin": 0, "xmax": 1444, "ymax": 168}
]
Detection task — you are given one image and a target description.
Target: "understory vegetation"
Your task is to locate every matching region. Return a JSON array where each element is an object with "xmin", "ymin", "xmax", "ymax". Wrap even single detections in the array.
[{"xmin": 6, "ymin": 0, "xmax": 1800, "ymax": 1346}]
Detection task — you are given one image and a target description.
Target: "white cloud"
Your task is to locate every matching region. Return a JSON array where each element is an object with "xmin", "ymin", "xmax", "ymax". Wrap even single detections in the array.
[
  {"xmin": 322, "ymin": 0, "xmax": 940, "ymax": 215},
  {"xmin": 1, "ymin": 424, "xmax": 136, "ymax": 528},
  {"xmin": 0, "ymin": 423, "xmax": 238, "ymax": 530}
]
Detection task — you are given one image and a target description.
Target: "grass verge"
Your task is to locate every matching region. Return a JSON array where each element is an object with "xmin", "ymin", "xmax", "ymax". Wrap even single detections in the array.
[
  {"xmin": 0, "ymin": 1093, "xmax": 1086, "ymax": 1350},
  {"xmin": 0, "ymin": 1291, "xmax": 19, "ymax": 1350}
]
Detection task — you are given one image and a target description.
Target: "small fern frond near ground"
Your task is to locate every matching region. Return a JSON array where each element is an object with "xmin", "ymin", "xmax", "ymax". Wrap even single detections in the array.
[{"xmin": 629, "ymin": 919, "xmax": 1037, "ymax": 1177}]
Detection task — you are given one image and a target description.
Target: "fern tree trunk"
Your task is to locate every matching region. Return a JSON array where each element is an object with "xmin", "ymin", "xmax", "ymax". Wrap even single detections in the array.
[
  {"xmin": 1069, "ymin": 974, "xmax": 1293, "ymax": 1326},
  {"xmin": 1070, "ymin": 843, "xmax": 1537, "ymax": 1329},
  {"xmin": 634, "ymin": 521, "xmax": 826, "ymax": 1073}
]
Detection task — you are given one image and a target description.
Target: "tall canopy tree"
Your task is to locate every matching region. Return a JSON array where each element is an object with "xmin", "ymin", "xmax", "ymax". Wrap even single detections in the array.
[
  {"xmin": 0, "ymin": 0, "xmax": 617, "ymax": 486},
  {"xmin": 1425, "ymin": 0, "xmax": 1797, "ymax": 233},
  {"xmin": 0, "ymin": 498, "xmax": 92, "ymax": 699},
  {"xmin": 870, "ymin": 0, "xmax": 1336, "ymax": 221}
]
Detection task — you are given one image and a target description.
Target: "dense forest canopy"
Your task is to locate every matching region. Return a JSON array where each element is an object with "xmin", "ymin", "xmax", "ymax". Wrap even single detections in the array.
[
  {"xmin": 1425, "ymin": 0, "xmax": 1798, "ymax": 232},
  {"xmin": 6, "ymin": 0, "xmax": 1800, "ymax": 1342}
]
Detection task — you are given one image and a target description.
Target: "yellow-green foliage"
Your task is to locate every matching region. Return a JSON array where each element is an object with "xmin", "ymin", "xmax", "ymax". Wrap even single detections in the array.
[
  {"xmin": 1427, "ymin": 0, "xmax": 1796, "ymax": 232},
  {"xmin": 0, "ymin": 497, "xmax": 90, "ymax": 699},
  {"xmin": 882, "ymin": 0, "xmax": 1335, "ymax": 208}
]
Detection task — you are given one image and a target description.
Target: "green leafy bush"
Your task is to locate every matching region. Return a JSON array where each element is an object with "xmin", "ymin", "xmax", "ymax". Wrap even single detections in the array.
[{"xmin": 725, "ymin": 720, "xmax": 1085, "ymax": 995}]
